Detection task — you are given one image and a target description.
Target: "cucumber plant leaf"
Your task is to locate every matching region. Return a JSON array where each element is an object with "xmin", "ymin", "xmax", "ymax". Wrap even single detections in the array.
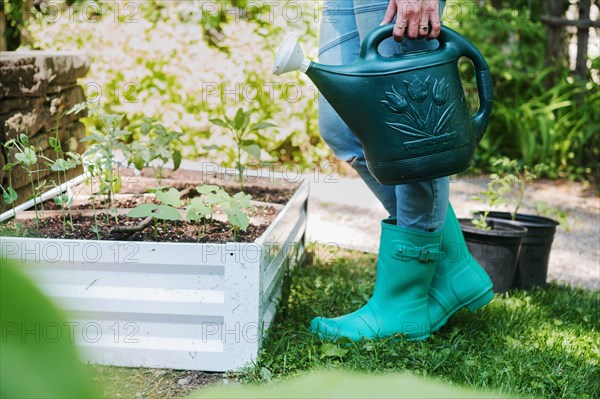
[{"xmin": 156, "ymin": 188, "xmax": 184, "ymax": 208}]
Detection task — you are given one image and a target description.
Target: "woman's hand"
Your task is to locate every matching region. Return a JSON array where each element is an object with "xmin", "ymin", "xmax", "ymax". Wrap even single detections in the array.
[{"xmin": 381, "ymin": 0, "xmax": 441, "ymax": 42}]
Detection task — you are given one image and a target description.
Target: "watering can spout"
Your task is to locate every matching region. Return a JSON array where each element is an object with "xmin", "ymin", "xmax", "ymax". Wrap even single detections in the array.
[{"xmin": 273, "ymin": 35, "xmax": 311, "ymax": 76}]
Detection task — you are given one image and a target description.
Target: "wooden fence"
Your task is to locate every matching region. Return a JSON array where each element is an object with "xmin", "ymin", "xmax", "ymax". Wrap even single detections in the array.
[{"xmin": 542, "ymin": 0, "xmax": 599, "ymax": 80}]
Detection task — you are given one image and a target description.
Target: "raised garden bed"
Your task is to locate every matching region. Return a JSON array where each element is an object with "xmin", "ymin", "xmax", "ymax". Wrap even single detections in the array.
[{"xmin": 0, "ymin": 161, "xmax": 309, "ymax": 371}]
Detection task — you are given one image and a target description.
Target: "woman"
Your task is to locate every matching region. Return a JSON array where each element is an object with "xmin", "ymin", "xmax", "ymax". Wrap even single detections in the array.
[{"xmin": 310, "ymin": 0, "xmax": 494, "ymax": 341}]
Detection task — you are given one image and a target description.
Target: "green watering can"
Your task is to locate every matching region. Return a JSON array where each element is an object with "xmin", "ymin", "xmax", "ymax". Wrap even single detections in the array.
[{"xmin": 273, "ymin": 25, "xmax": 493, "ymax": 185}]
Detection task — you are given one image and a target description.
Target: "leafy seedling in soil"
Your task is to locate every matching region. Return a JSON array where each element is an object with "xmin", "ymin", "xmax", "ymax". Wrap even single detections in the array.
[
  {"xmin": 128, "ymin": 118, "xmax": 183, "ymax": 184},
  {"xmin": 4, "ymin": 134, "xmax": 42, "ymax": 228},
  {"xmin": 1, "ymin": 154, "xmax": 19, "ymax": 222},
  {"xmin": 471, "ymin": 157, "xmax": 553, "ymax": 230},
  {"xmin": 81, "ymin": 113, "xmax": 132, "ymax": 219},
  {"xmin": 224, "ymin": 191, "xmax": 255, "ymax": 241},
  {"xmin": 185, "ymin": 198, "xmax": 212, "ymax": 242},
  {"xmin": 82, "ymin": 156, "xmax": 103, "ymax": 240},
  {"xmin": 128, "ymin": 187, "xmax": 183, "ymax": 240},
  {"xmin": 209, "ymin": 108, "xmax": 276, "ymax": 191},
  {"xmin": 41, "ymin": 141, "xmax": 82, "ymax": 237},
  {"xmin": 194, "ymin": 185, "xmax": 228, "ymax": 225},
  {"xmin": 194, "ymin": 185, "xmax": 255, "ymax": 241}
]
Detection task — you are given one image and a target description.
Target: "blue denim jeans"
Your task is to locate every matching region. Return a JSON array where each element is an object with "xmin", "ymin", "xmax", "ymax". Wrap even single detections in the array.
[{"xmin": 318, "ymin": 0, "xmax": 449, "ymax": 232}]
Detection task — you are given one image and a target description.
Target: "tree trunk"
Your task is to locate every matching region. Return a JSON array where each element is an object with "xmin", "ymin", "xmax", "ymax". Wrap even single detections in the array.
[
  {"xmin": 575, "ymin": 0, "xmax": 591, "ymax": 80},
  {"xmin": 545, "ymin": 0, "xmax": 566, "ymax": 68},
  {"xmin": 0, "ymin": 8, "xmax": 7, "ymax": 52}
]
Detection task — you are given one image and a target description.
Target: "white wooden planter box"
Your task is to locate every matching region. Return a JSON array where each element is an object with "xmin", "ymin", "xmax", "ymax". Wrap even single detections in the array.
[{"xmin": 0, "ymin": 169, "xmax": 309, "ymax": 372}]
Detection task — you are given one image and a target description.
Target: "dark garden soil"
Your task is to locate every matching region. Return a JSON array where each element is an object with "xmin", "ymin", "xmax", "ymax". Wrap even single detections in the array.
[
  {"xmin": 15, "ymin": 210, "xmax": 274, "ymax": 243},
  {"xmin": 5, "ymin": 168, "xmax": 299, "ymax": 243}
]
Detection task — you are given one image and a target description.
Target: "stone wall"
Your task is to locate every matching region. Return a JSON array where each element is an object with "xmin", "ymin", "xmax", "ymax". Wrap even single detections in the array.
[{"xmin": 0, "ymin": 51, "xmax": 91, "ymax": 214}]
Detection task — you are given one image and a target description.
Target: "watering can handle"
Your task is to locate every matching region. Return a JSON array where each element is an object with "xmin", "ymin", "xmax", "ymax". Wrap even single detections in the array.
[{"xmin": 360, "ymin": 24, "xmax": 493, "ymax": 143}]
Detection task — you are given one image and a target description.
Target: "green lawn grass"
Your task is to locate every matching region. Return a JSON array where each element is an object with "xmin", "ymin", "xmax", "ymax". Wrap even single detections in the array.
[
  {"xmin": 91, "ymin": 246, "xmax": 598, "ymax": 399},
  {"xmin": 237, "ymin": 247, "xmax": 599, "ymax": 399}
]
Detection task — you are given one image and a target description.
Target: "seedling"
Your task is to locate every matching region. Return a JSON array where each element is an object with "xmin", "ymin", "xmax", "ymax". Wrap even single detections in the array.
[
  {"xmin": 194, "ymin": 185, "xmax": 228, "ymax": 224},
  {"xmin": 41, "ymin": 141, "xmax": 82, "ymax": 236},
  {"xmin": 186, "ymin": 197, "xmax": 212, "ymax": 242},
  {"xmin": 128, "ymin": 187, "xmax": 183, "ymax": 240},
  {"xmin": 4, "ymin": 134, "xmax": 42, "ymax": 228},
  {"xmin": 191, "ymin": 185, "xmax": 255, "ymax": 241},
  {"xmin": 82, "ymin": 155, "xmax": 103, "ymax": 240},
  {"xmin": 472, "ymin": 157, "xmax": 552, "ymax": 229},
  {"xmin": 1, "ymin": 153, "xmax": 19, "ymax": 222},
  {"xmin": 128, "ymin": 118, "xmax": 183, "ymax": 184},
  {"xmin": 490, "ymin": 157, "xmax": 549, "ymax": 220},
  {"xmin": 209, "ymin": 108, "xmax": 276, "ymax": 191},
  {"xmin": 224, "ymin": 191, "xmax": 255, "ymax": 240},
  {"xmin": 80, "ymin": 113, "xmax": 132, "ymax": 214}
]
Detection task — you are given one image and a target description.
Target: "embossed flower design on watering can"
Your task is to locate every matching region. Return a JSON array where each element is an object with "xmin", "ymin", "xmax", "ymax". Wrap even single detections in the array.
[
  {"xmin": 432, "ymin": 78, "xmax": 450, "ymax": 106},
  {"xmin": 382, "ymin": 76, "xmax": 457, "ymax": 149},
  {"xmin": 405, "ymin": 76, "xmax": 430, "ymax": 103},
  {"xmin": 381, "ymin": 87, "xmax": 409, "ymax": 114}
]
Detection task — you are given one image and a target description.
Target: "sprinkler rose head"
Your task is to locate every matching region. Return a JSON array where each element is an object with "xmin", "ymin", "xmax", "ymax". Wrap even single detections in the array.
[{"xmin": 273, "ymin": 35, "xmax": 311, "ymax": 76}]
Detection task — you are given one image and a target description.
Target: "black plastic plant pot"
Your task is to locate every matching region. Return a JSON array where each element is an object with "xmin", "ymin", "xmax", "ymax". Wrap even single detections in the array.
[
  {"xmin": 459, "ymin": 219, "xmax": 528, "ymax": 293},
  {"xmin": 475, "ymin": 212, "xmax": 559, "ymax": 289}
]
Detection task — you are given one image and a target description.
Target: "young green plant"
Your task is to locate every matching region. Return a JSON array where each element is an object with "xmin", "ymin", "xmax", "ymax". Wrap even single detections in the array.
[
  {"xmin": 81, "ymin": 113, "xmax": 132, "ymax": 222},
  {"xmin": 1, "ymin": 146, "xmax": 19, "ymax": 222},
  {"xmin": 128, "ymin": 118, "xmax": 183, "ymax": 184},
  {"xmin": 128, "ymin": 187, "xmax": 183, "ymax": 240},
  {"xmin": 472, "ymin": 157, "xmax": 551, "ymax": 229},
  {"xmin": 82, "ymin": 154, "xmax": 103, "ymax": 240},
  {"xmin": 491, "ymin": 157, "xmax": 549, "ymax": 220},
  {"xmin": 209, "ymin": 108, "xmax": 276, "ymax": 191},
  {"xmin": 192, "ymin": 185, "xmax": 255, "ymax": 241},
  {"xmin": 40, "ymin": 139, "xmax": 82, "ymax": 236},
  {"xmin": 4, "ymin": 134, "xmax": 42, "ymax": 228}
]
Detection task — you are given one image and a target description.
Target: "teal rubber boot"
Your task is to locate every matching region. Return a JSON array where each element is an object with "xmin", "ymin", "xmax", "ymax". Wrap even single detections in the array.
[
  {"xmin": 310, "ymin": 220, "xmax": 443, "ymax": 341},
  {"xmin": 429, "ymin": 204, "xmax": 494, "ymax": 332}
]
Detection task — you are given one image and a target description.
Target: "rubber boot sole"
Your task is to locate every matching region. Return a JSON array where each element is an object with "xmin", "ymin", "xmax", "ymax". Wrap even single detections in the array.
[{"xmin": 430, "ymin": 288, "xmax": 494, "ymax": 333}]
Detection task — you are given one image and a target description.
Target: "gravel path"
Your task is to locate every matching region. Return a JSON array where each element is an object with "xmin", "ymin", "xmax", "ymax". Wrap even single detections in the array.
[{"xmin": 306, "ymin": 174, "xmax": 600, "ymax": 291}]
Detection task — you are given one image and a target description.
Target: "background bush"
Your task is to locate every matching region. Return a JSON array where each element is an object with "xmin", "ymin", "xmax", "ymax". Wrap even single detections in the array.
[
  {"xmin": 26, "ymin": 0, "xmax": 328, "ymax": 169},
  {"xmin": 448, "ymin": 0, "xmax": 599, "ymax": 181}
]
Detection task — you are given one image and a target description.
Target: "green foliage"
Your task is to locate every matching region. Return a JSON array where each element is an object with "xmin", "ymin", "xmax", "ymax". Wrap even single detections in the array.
[
  {"xmin": 1, "ymin": 186, "xmax": 18, "ymax": 205},
  {"xmin": 81, "ymin": 113, "xmax": 131, "ymax": 208},
  {"xmin": 209, "ymin": 108, "xmax": 276, "ymax": 191},
  {"xmin": 128, "ymin": 188, "xmax": 183, "ymax": 222},
  {"xmin": 128, "ymin": 185, "xmax": 255, "ymax": 241},
  {"xmin": 471, "ymin": 157, "xmax": 552, "ymax": 228},
  {"xmin": 450, "ymin": 0, "xmax": 599, "ymax": 181},
  {"xmin": 2, "ymin": 0, "xmax": 27, "ymax": 50},
  {"xmin": 4, "ymin": 134, "xmax": 42, "ymax": 227},
  {"xmin": 0, "ymin": 258, "xmax": 101, "ymax": 398},
  {"xmin": 224, "ymin": 191, "xmax": 255, "ymax": 237},
  {"xmin": 27, "ymin": 1, "xmax": 327, "ymax": 171},
  {"xmin": 193, "ymin": 184, "xmax": 256, "ymax": 240},
  {"xmin": 128, "ymin": 118, "xmax": 183, "ymax": 184},
  {"xmin": 240, "ymin": 248, "xmax": 599, "ymax": 399}
]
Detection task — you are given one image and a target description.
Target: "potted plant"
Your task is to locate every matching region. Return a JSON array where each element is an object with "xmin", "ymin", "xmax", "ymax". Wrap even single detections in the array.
[
  {"xmin": 461, "ymin": 177, "xmax": 528, "ymax": 293},
  {"xmin": 0, "ymin": 106, "xmax": 309, "ymax": 372},
  {"xmin": 473, "ymin": 158, "xmax": 562, "ymax": 289}
]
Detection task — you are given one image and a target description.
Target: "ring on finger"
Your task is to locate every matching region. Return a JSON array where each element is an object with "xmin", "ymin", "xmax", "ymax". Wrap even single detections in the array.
[{"xmin": 420, "ymin": 26, "xmax": 429, "ymax": 32}]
